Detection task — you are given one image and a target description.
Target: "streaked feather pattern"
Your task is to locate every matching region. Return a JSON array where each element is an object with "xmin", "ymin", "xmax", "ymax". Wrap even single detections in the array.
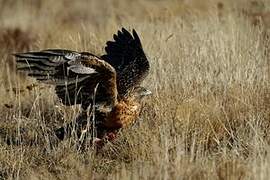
[
  {"xmin": 14, "ymin": 28, "xmax": 150, "ymax": 143},
  {"xmin": 15, "ymin": 49, "xmax": 117, "ymax": 108}
]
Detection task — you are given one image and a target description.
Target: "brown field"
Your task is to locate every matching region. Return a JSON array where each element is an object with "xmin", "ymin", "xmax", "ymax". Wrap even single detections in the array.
[{"xmin": 0, "ymin": 0, "xmax": 269, "ymax": 179}]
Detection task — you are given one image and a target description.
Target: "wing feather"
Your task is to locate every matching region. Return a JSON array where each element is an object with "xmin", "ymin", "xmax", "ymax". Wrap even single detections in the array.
[
  {"xmin": 14, "ymin": 49, "xmax": 117, "ymax": 109},
  {"xmin": 68, "ymin": 64, "xmax": 97, "ymax": 74},
  {"xmin": 101, "ymin": 28, "xmax": 149, "ymax": 96}
]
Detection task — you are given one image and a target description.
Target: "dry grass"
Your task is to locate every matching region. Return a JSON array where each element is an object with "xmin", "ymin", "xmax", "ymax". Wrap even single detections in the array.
[{"xmin": 0, "ymin": 0, "xmax": 269, "ymax": 179}]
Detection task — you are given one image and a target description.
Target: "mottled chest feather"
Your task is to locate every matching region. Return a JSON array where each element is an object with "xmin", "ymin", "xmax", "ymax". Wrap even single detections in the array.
[{"xmin": 103, "ymin": 99, "xmax": 141, "ymax": 129}]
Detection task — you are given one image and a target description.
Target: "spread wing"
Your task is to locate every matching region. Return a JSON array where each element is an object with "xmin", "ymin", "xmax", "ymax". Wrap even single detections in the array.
[
  {"xmin": 15, "ymin": 49, "xmax": 117, "ymax": 109},
  {"xmin": 101, "ymin": 28, "xmax": 149, "ymax": 96}
]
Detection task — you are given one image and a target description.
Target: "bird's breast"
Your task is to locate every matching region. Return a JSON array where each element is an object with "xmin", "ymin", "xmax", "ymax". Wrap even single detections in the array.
[{"xmin": 103, "ymin": 100, "xmax": 141, "ymax": 129}]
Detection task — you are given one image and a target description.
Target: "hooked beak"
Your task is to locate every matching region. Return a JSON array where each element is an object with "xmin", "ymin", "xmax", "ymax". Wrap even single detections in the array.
[
  {"xmin": 141, "ymin": 89, "xmax": 152, "ymax": 97},
  {"xmin": 144, "ymin": 89, "xmax": 152, "ymax": 96}
]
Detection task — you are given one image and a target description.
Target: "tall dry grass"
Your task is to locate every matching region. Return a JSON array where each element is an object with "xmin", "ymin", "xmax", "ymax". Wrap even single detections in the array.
[{"xmin": 0, "ymin": 0, "xmax": 269, "ymax": 179}]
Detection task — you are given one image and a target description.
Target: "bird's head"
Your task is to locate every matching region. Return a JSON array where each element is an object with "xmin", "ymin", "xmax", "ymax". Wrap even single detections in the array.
[{"xmin": 129, "ymin": 86, "xmax": 152, "ymax": 101}]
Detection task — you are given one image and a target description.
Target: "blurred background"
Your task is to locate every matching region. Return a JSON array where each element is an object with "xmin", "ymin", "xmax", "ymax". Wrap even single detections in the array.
[{"xmin": 0, "ymin": 0, "xmax": 269, "ymax": 50}]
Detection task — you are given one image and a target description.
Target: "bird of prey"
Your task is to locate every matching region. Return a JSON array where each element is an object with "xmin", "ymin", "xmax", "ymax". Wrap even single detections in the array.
[{"xmin": 14, "ymin": 28, "xmax": 151, "ymax": 144}]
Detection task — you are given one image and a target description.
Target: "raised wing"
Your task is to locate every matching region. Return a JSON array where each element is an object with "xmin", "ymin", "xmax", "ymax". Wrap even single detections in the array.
[
  {"xmin": 15, "ymin": 49, "xmax": 117, "ymax": 109},
  {"xmin": 101, "ymin": 28, "xmax": 149, "ymax": 96}
]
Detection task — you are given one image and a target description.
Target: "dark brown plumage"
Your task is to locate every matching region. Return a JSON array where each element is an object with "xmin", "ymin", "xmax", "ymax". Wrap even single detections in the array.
[{"xmin": 14, "ymin": 28, "xmax": 151, "ymax": 144}]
